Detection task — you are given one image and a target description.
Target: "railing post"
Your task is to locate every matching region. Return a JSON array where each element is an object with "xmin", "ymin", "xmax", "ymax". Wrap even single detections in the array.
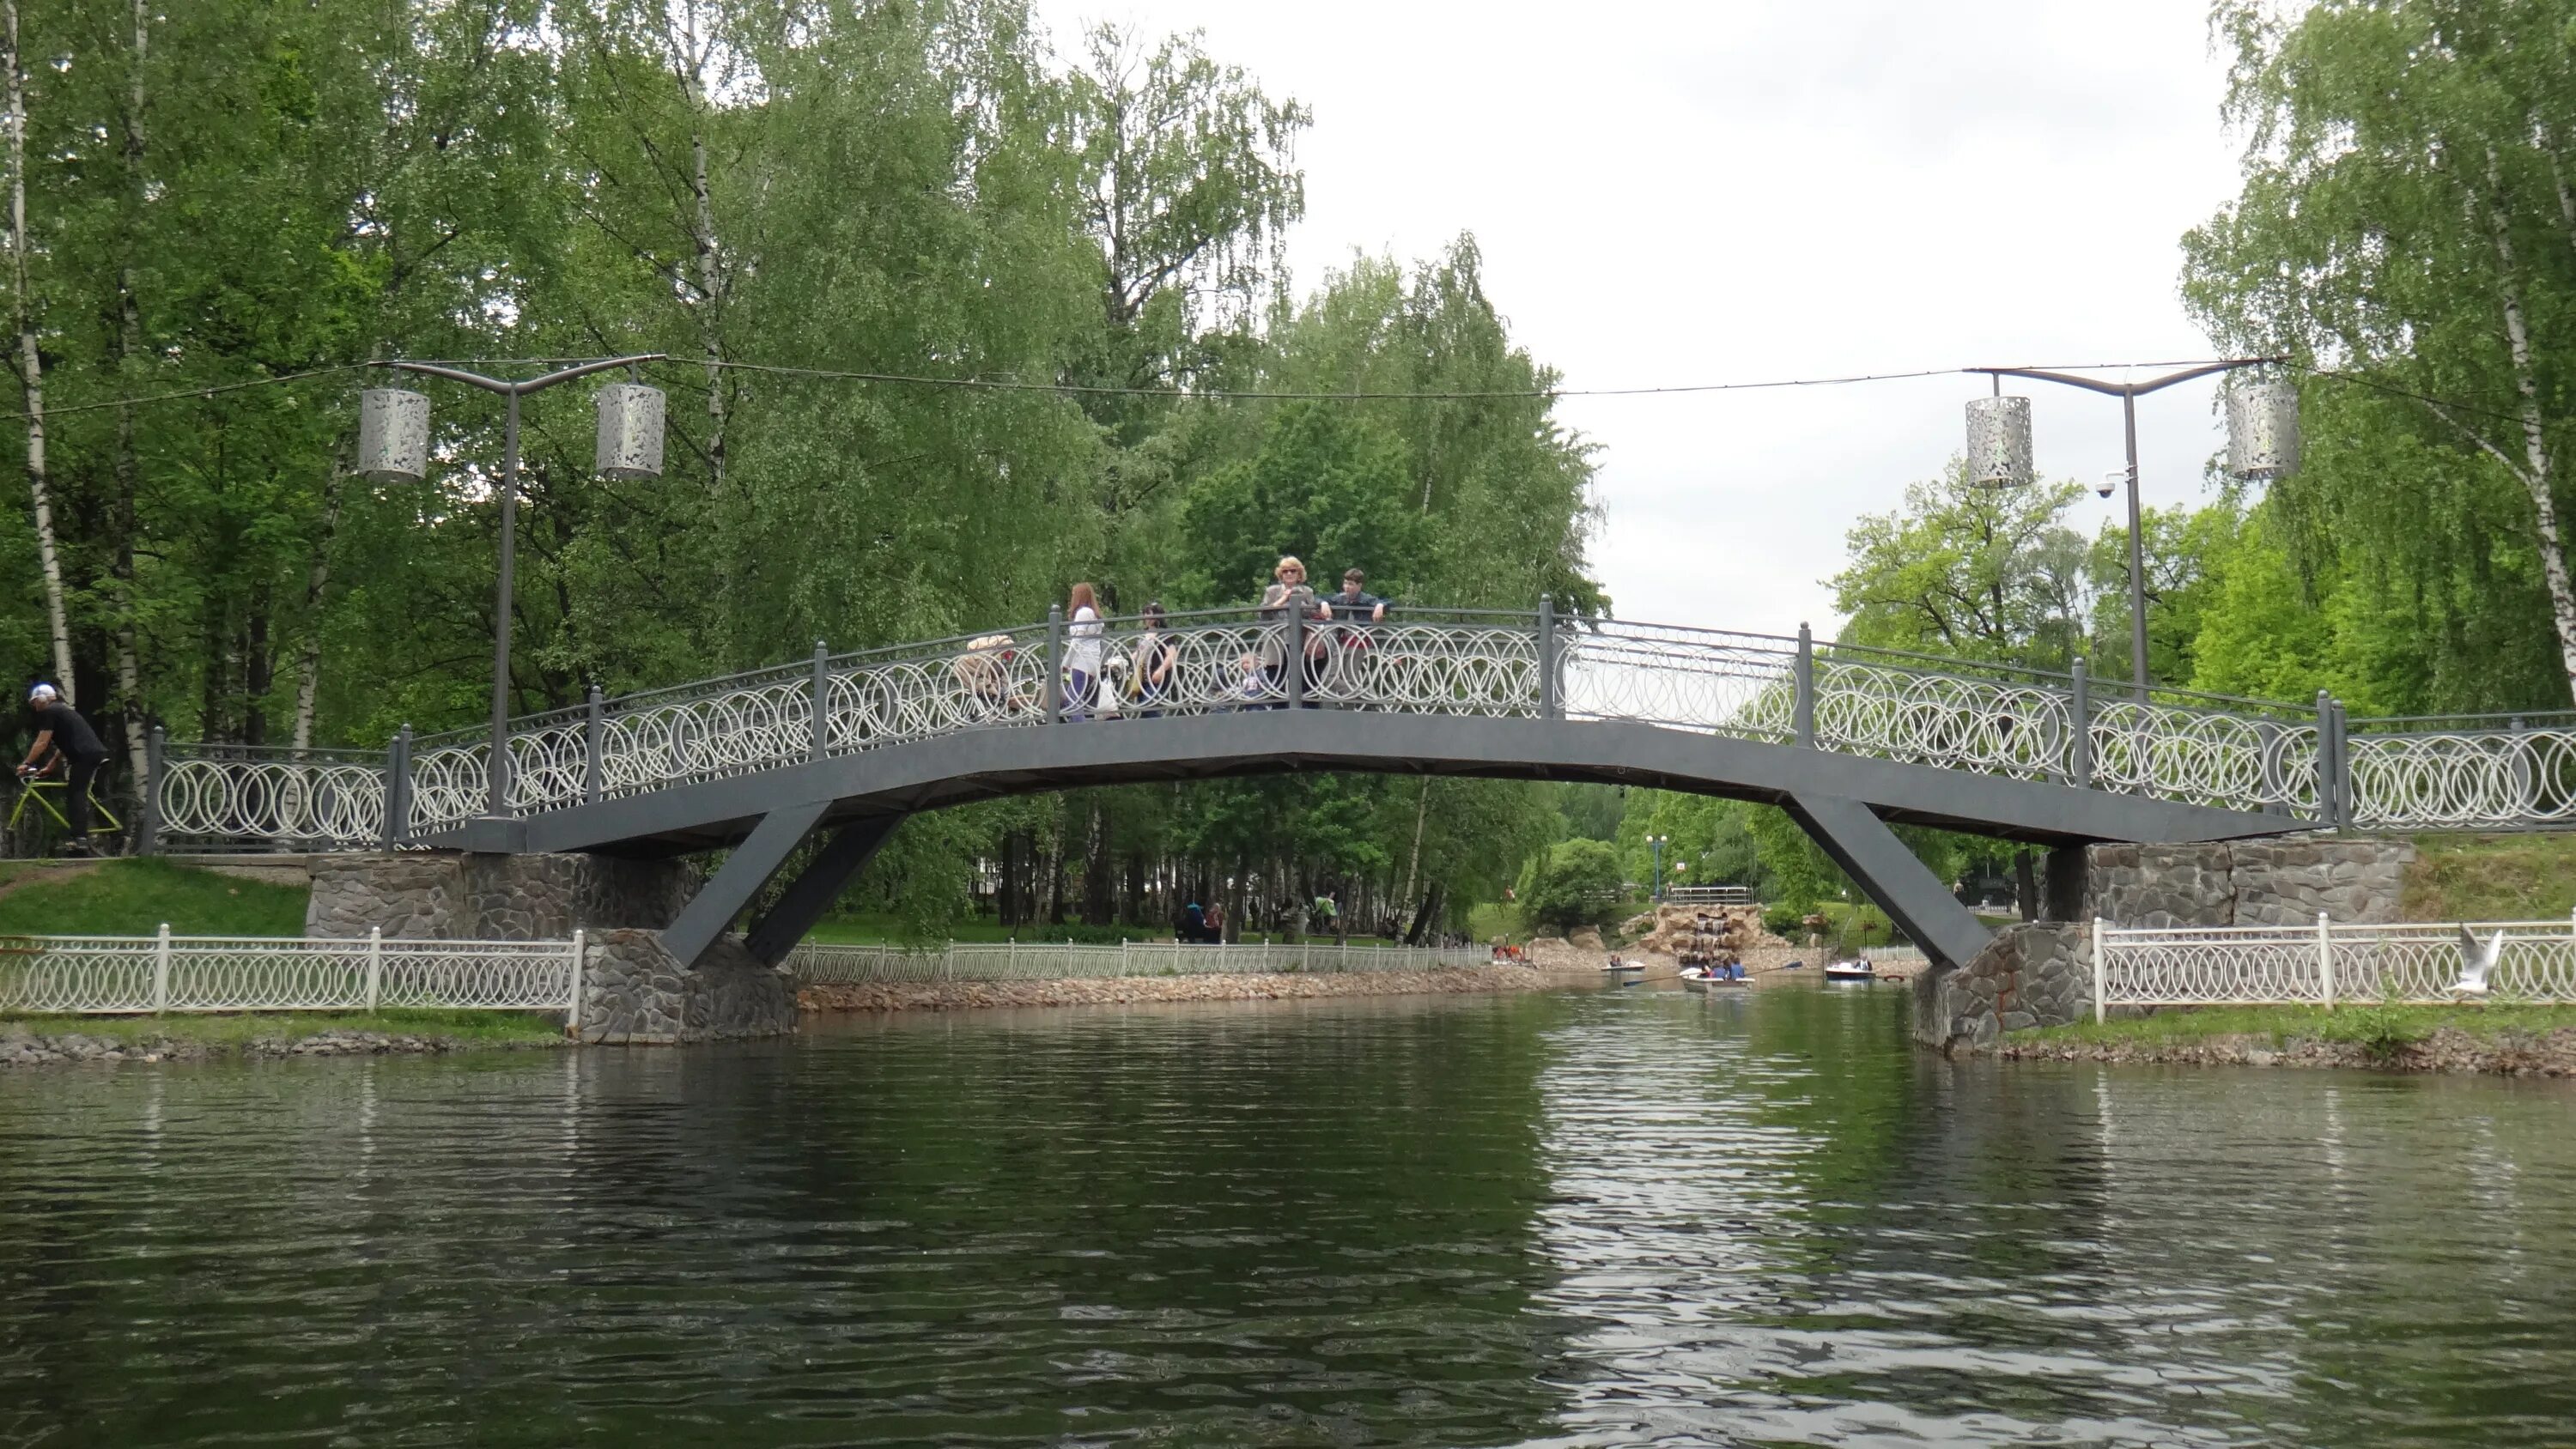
[
  {"xmin": 2091, "ymin": 915, "xmax": 2106, "ymax": 1024},
  {"xmin": 2069, "ymin": 657, "xmax": 2092, "ymax": 790},
  {"xmin": 1286, "ymin": 605, "xmax": 1305, "ymax": 710},
  {"xmin": 1793, "ymin": 622, "xmax": 1816, "ymax": 749},
  {"xmin": 811, "ymin": 640, "xmax": 830, "ymax": 761},
  {"xmin": 1536, "ymin": 597, "xmax": 1559, "ymax": 719},
  {"xmin": 385, "ymin": 726, "xmax": 413, "ymax": 850},
  {"xmin": 151, "ymin": 922, "xmax": 171, "ymax": 1015},
  {"xmin": 365, "ymin": 926, "xmax": 384, "ymax": 1013},
  {"xmin": 583, "ymin": 686, "xmax": 604, "ymax": 805},
  {"xmin": 1044, "ymin": 606, "xmax": 1064, "ymax": 724},
  {"xmin": 2330, "ymin": 699, "xmax": 2354, "ymax": 831},
  {"xmin": 568, "ymin": 928, "xmax": 586, "ymax": 1035},
  {"xmin": 139, "ymin": 724, "xmax": 165, "ymax": 855},
  {"xmin": 2316, "ymin": 909, "xmax": 2336, "ymax": 1009},
  {"xmin": 2313, "ymin": 690, "xmax": 2339, "ymax": 828}
]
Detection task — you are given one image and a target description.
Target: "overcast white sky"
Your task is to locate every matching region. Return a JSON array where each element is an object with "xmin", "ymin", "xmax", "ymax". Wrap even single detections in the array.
[{"xmin": 1028, "ymin": 0, "xmax": 2252, "ymax": 637}]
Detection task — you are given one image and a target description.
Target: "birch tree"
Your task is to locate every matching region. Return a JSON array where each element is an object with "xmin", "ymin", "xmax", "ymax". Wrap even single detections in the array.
[
  {"xmin": 2187, "ymin": 0, "xmax": 2576, "ymax": 706},
  {"xmin": 3, "ymin": 0, "xmax": 68, "ymax": 700}
]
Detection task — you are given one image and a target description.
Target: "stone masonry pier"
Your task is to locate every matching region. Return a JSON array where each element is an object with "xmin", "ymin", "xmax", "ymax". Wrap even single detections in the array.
[
  {"xmin": 1915, "ymin": 835, "xmax": 2415, "ymax": 1052},
  {"xmin": 307, "ymin": 852, "xmax": 796, "ymax": 1046}
]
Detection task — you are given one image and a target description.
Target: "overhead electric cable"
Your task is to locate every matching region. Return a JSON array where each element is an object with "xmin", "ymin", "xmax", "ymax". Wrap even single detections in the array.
[{"xmin": 0, "ymin": 354, "xmax": 2527, "ymax": 428}]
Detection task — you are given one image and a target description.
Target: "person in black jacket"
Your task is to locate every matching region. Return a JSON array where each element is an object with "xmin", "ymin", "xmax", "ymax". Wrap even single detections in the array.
[{"xmin": 18, "ymin": 683, "xmax": 109, "ymax": 854}]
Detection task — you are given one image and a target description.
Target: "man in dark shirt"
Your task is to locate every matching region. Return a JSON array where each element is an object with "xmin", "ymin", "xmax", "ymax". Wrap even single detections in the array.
[
  {"xmin": 1321, "ymin": 568, "xmax": 1389, "ymax": 702},
  {"xmin": 19, "ymin": 683, "xmax": 109, "ymax": 854}
]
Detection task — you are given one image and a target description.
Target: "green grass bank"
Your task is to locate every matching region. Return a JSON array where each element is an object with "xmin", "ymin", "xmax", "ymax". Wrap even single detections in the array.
[{"xmin": 2003, "ymin": 1002, "xmax": 2576, "ymax": 1076}]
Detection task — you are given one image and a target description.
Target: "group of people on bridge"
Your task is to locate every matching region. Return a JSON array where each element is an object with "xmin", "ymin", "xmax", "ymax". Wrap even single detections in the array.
[{"xmin": 952, "ymin": 555, "xmax": 1396, "ymax": 721}]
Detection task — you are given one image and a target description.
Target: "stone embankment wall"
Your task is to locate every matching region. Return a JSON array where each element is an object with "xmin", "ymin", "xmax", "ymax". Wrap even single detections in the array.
[
  {"xmin": 1916, "ymin": 835, "xmax": 2416, "ymax": 1052},
  {"xmin": 800, "ymin": 963, "xmax": 1584, "ymax": 1014},
  {"xmin": 306, "ymin": 852, "xmax": 793, "ymax": 1046}
]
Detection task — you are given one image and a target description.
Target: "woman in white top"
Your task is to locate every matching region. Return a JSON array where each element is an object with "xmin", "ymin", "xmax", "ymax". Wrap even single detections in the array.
[{"xmin": 1064, "ymin": 581, "xmax": 1103, "ymax": 718}]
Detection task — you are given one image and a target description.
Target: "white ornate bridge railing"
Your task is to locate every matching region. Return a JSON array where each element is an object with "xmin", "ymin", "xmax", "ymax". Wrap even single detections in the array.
[
  {"xmin": 787, "ymin": 939, "xmax": 1497, "ymax": 985},
  {"xmin": 0, "ymin": 926, "xmax": 584, "ymax": 1019},
  {"xmin": 143, "ymin": 604, "xmax": 2576, "ymax": 852},
  {"xmin": 2092, "ymin": 916, "xmax": 2576, "ymax": 1016}
]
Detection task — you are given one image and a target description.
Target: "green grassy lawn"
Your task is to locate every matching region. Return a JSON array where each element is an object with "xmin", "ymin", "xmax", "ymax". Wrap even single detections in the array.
[
  {"xmin": 2405, "ymin": 834, "xmax": 2576, "ymax": 922},
  {"xmin": 2029, "ymin": 1002, "xmax": 2576, "ymax": 1049},
  {"xmin": 0, "ymin": 1007, "xmax": 564, "ymax": 1046},
  {"xmin": 0, "ymin": 858, "xmax": 307, "ymax": 936}
]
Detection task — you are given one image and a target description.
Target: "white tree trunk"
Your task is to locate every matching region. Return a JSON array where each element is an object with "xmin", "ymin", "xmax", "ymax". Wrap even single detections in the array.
[
  {"xmin": 289, "ymin": 464, "xmax": 344, "ymax": 754},
  {"xmin": 675, "ymin": 4, "xmax": 726, "ymax": 490},
  {"xmin": 2482, "ymin": 148, "xmax": 2576, "ymax": 706},
  {"xmin": 4, "ymin": 0, "xmax": 70, "ymax": 700}
]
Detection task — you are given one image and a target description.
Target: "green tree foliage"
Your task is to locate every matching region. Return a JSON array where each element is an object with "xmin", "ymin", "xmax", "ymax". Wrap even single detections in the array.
[
  {"xmin": 2186, "ymin": 0, "xmax": 2576, "ymax": 709},
  {"xmin": 1517, "ymin": 838, "xmax": 1623, "ymax": 933},
  {"xmin": 1832, "ymin": 459, "xmax": 2089, "ymax": 670},
  {"xmin": 0, "ymin": 0, "xmax": 1601, "ymax": 936}
]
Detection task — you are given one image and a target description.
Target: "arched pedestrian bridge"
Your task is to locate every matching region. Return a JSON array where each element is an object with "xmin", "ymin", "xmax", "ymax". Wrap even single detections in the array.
[{"xmin": 148, "ymin": 607, "xmax": 2576, "ymax": 973}]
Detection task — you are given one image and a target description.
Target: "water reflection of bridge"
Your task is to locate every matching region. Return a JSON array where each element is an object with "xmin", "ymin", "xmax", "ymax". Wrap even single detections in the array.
[{"xmin": 148, "ymin": 609, "xmax": 2576, "ymax": 969}]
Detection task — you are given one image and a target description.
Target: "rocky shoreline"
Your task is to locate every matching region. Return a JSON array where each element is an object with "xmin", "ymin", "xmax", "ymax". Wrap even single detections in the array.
[
  {"xmin": 1, "ymin": 1028, "xmax": 566, "ymax": 1068},
  {"xmin": 1990, "ymin": 1027, "xmax": 2576, "ymax": 1077},
  {"xmin": 799, "ymin": 964, "xmax": 1590, "ymax": 1014}
]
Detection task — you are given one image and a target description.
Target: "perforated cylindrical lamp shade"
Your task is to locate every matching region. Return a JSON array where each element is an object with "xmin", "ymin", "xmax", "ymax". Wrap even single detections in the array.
[
  {"xmin": 1965, "ymin": 395, "xmax": 2033, "ymax": 488},
  {"xmin": 355, "ymin": 389, "xmax": 430, "ymax": 482},
  {"xmin": 2226, "ymin": 376, "xmax": 2300, "ymax": 480},
  {"xmin": 594, "ymin": 383, "xmax": 665, "ymax": 480}
]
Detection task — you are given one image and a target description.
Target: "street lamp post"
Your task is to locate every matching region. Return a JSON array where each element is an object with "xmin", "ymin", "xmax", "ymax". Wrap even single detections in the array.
[
  {"xmin": 1965, "ymin": 360, "xmax": 2294, "ymax": 698},
  {"xmin": 1647, "ymin": 835, "xmax": 1668, "ymax": 903},
  {"xmin": 357, "ymin": 355, "xmax": 665, "ymax": 819}
]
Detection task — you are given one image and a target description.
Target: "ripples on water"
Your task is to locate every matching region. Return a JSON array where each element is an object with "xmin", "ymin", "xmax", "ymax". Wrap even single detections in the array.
[{"xmin": 3, "ymin": 986, "xmax": 2573, "ymax": 1446}]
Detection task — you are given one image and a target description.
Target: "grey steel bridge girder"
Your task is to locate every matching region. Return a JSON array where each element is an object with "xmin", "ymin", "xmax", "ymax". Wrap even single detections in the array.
[
  {"xmin": 743, "ymin": 813, "xmax": 906, "ymax": 967},
  {"xmin": 1781, "ymin": 792, "xmax": 1990, "ymax": 972},
  {"xmin": 447, "ymin": 712, "xmax": 2299, "ymax": 864},
  {"xmin": 659, "ymin": 798, "xmax": 833, "ymax": 968}
]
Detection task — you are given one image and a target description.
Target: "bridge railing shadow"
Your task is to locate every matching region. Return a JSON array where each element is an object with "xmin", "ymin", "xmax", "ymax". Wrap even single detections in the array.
[{"xmin": 148, "ymin": 606, "xmax": 2576, "ymax": 849}]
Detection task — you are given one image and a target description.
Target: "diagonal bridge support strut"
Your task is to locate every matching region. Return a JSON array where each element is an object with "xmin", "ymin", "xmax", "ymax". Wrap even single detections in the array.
[
  {"xmin": 661, "ymin": 802, "xmax": 906, "ymax": 968},
  {"xmin": 1782, "ymin": 791, "xmax": 1992, "ymax": 972}
]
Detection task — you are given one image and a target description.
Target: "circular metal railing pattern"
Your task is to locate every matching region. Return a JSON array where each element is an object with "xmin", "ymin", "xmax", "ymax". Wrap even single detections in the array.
[
  {"xmin": 2099, "ymin": 920, "xmax": 2576, "ymax": 1006},
  {"xmin": 147, "ymin": 609, "xmax": 2576, "ymax": 848}
]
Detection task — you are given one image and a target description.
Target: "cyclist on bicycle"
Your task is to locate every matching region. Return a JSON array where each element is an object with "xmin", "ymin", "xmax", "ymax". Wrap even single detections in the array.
[{"xmin": 18, "ymin": 683, "xmax": 109, "ymax": 855}]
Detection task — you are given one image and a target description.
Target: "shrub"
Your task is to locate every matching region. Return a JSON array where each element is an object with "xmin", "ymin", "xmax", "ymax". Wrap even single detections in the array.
[{"xmin": 2319, "ymin": 1003, "xmax": 2430, "ymax": 1059}]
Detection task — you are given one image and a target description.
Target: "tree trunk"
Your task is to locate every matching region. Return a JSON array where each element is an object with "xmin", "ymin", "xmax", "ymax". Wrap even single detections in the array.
[
  {"xmin": 2481, "ymin": 147, "xmax": 2576, "ymax": 706},
  {"xmin": 289, "ymin": 464, "xmax": 345, "ymax": 753},
  {"xmin": 673, "ymin": 5, "xmax": 726, "ymax": 491},
  {"xmin": 4, "ymin": 0, "xmax": 70, "ymax": 700},
  {"xmin": 1400, "ymin": 777, "xmax": 1431, "ymax": 910},
  {"xmin": 109, "ymin": 0, "xmax": 148, "ymax": 790},
  {"xmin": 243, "ymin": 595, "xmax": 273, "ymax": 746}
]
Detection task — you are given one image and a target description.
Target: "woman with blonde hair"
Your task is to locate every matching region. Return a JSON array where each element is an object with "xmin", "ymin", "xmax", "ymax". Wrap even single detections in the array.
[
  {"xmin": 1064, "ymin": 581, "xmax": 1103, "ymax": 719},
  {"xmin": 1253, "ymin": 555, "xmax": 1328, "ymax": 706}
]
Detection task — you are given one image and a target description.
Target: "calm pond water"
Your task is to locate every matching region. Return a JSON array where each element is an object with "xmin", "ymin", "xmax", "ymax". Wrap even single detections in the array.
[{"xmin": 3, "ymin": 985, "xmax": 2573, "ymax": 1447}]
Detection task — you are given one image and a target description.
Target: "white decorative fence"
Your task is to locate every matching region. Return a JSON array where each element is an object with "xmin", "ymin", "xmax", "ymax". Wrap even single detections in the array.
[
  {"xmin": 2091, "ymin": 915, "xmax": 2576, "ymax": 1018},
  {"xmin": 0, "ymin": 926, "xmax": 584, "ymax": 1020},
  {"xmin": 787, "ymin": 939, "xmax": 1493, "ymax": 985}
]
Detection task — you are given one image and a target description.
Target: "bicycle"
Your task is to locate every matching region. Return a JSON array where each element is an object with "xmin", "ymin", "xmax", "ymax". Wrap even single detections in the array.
[{"xmin": 7, "ymin": 767, "xmax": 123, "ymax": 858}]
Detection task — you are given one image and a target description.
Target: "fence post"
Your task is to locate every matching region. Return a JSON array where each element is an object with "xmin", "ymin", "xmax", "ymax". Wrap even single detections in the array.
[
  {"xmin": 568, "ymin": 928, "xmax": 586, "ymax": 1035},
  {"xmin": 1793, "ymin": 622, "xmax": 1816, "ymax": 749},
  {"xmin": 365, "ymin": 926, "xmax": 383, "ymax": 1013},
  {"xmin": 1009, "ymin": 936, "xmax": 1018, "ymax": 978},
  {"xmin": 2069, "ymin": 657, "xmax": 2092, "ymax": 790},
  {"xmin": 2316, "ymin": 910, "xmax": 2336, "ymax": 1009},
  {"xmin": 151, "ymin": 922, "xmax": 171, "ymax": 1015},
  {"xmin": 583, "ymin": 686, "xmax": 604, "ymax": 805},
  {"xmin": 1121, "ymin": 937, "xmax": 1130, "ymax": 975},
  {"xmin": 2091, "ymin": 916, "xmax": 2106, "ymax": 1023},
  {"xmin": 811, "ymin": 640, "xmax": 830, "ymax": 761},
  {"xmin": 1286, "ymin": 605, "xmax": 1305, "ymax": 710},
  {"xmin": 1044, "ymin": 606, "xmax": 1064, "ymax": 724},
  {"xmin": 2336, "ymin": 704, "xmax": 2358, "ymax": 828},
  {"xmin": 2314, "ymin": 690, "xmax": 2341, "ymax": 828},
  {"xmin": 1536, "ymin": 597, "xmax": 1559, "ymax": 719},
  {"xmin": 385, "ymin": 725, "xmax": 413, "ymax": 848},
  {"xmin": 137, "ymin": 724, "xmax": 164, "ymax": 855}
]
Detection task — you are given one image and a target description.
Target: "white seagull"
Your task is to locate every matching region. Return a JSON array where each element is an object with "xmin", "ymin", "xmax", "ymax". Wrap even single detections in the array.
[{"xmin": 2448, "ymin": 925, "xmax": 2507, "ymax": 999}]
